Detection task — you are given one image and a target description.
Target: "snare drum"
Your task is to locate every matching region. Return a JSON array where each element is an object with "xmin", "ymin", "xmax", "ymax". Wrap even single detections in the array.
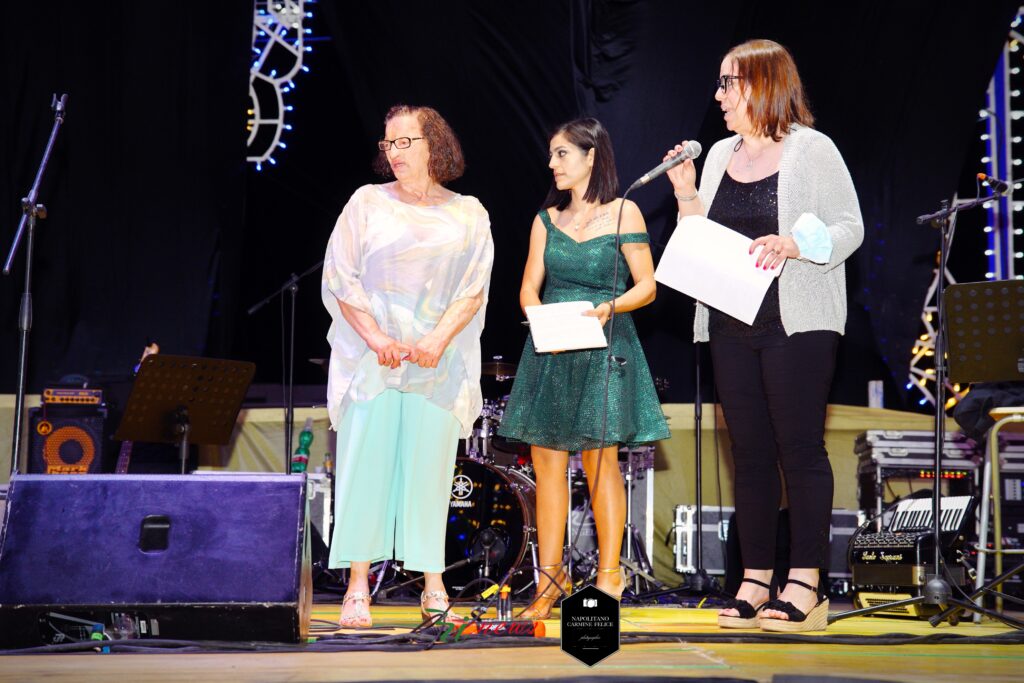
[{"xmin": 444, "ymin": 458, "xmax": 536, "ymax": 598}]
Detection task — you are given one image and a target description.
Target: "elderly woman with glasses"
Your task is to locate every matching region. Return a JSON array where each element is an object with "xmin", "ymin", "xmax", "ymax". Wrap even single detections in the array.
[
  {"xmin": 664, "ymin": 39, "xmax": 863, "ymax": 632},
  {"xmin": 322, "ymin": 104, "xmax": 493, "ymax": 629}
]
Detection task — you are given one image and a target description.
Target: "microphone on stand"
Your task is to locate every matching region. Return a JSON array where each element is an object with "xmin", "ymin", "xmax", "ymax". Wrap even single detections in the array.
[
  {"xmin": 977, "ymin": 172, "xmax": 1011, "ymax": 195},
  {"xmin": 627, "ymin": 140, "xmax": 702, "ymax": 191},
  {"xmin": 478, "ymin": 528, "xmax": 497, "ymax": 578}
]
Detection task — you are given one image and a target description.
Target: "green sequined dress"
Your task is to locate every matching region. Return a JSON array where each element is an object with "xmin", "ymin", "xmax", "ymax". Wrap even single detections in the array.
[{"xmin": 498, "ymin": 210, "xmax": 670, "ymax": 451}]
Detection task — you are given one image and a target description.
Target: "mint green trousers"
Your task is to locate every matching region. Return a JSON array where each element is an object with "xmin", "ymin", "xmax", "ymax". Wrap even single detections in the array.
[{"xmin": 328, "ymin": 389, "xmax": 461, "ymax": 573}]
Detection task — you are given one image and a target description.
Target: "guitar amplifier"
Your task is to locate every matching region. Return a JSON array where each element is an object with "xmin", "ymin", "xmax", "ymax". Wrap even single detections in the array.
[{"xmin": 28, "ymin": 406, "xmax": 107, "ymax": 474}]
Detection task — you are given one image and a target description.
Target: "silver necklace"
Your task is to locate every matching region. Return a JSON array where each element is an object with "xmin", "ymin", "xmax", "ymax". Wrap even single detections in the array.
[
  {"xmin": 571, "ymin": 205, "xmax": 594, "ymax": 231},
  {"xmin": 738, "ymin": 139, "xmax": 773, "ymax": 170}
]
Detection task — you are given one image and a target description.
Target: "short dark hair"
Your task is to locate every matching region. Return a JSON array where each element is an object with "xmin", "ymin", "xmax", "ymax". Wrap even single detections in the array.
[
  {"xmin": 372, "ymin": 105, "xmax": 465, "ymax": 184},
  {"xmin": 726, "ymin": 39, "xmax": 814, "ymax": 141},
  {"xmin": 542, "ymin": 117, "xmax": 619, "ymax": 210}
]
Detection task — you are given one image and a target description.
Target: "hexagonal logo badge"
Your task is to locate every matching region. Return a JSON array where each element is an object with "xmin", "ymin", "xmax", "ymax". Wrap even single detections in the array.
[{"xmin": 560, "ymin": 583, "xmax": 620, "ymax": 666}]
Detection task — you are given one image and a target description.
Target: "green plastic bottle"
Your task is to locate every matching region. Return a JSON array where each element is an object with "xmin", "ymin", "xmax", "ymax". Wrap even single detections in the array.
[{"xmin": 291, "ymin": 417, "xmax": 314, "ymax": 473}]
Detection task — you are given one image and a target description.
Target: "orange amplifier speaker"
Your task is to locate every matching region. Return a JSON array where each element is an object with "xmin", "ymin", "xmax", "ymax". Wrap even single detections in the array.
[
  {"xmin": 28, "ymin": 407, "xmax": 106, "ymax": 474},
  {"xmin": 42, "ymin": 388, "xmax": 103, "ymax": 405}
]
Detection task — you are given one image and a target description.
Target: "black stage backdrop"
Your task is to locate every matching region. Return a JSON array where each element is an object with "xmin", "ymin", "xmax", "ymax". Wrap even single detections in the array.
[
  {"xmin": 0, "ymin": 1, "xmax": 1019, "ymax": 412},
  {"xmin": 0, "ymin": 2, "xmax": 252, "ymax": 389}
]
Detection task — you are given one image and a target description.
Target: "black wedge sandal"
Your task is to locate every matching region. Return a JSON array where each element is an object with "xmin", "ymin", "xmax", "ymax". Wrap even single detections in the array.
[
  {"xmin": 717, "ymin": 577, "xmax": 773, "ymax": 629},
  {"xmin": 758, "ymin": 578, "xmax": 829, "ymax": 632}
]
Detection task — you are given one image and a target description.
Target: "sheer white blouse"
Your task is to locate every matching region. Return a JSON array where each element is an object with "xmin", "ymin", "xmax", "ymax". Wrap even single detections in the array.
[{"xmin": 321, "ymin": 184, "xmax": 494, "ymax": 437}]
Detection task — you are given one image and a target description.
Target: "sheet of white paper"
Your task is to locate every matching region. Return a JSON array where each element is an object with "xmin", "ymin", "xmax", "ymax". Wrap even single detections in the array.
[
  {"xmin": 525, "ymin": 301, "xmax": 608, "ymax": 353},
  {"xmin": 654, "ymin": 215, "xmax": 784, "ymax": 325}
]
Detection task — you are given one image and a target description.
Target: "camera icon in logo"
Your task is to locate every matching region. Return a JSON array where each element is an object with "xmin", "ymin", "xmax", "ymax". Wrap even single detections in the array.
[{"xmin": 583, "ymin": 598, "xmax": 598, "ymax": 608}]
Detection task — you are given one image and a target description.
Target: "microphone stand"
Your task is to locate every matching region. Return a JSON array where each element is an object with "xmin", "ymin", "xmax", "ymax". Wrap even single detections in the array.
[
  {"xmin": 830, "ymin": 193, "xmax": 1008, "ymax": 626},
  {"xmin": 685, "ymin": 341, "xmax": 719, "ymax": 593},
  {"xmin": 247, "ymin": 259, "xmax": 323, "ymax": 471},
  {"xmin": 3, "ymin": 94, "xmax": 68, "ymax": 476}
]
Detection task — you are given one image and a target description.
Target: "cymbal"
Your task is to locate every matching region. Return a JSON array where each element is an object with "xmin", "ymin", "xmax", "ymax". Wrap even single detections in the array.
[{"xmin": 481, "ymin": 361, "xmax": 516, "ymax": 378}]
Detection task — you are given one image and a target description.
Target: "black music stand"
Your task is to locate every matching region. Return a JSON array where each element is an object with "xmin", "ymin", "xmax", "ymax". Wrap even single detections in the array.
[
  {"xmin": 945, "ymin": 281, "xmax": 1024, "ymax": 384},
  {"xmin": 114, "ymin": 355, "xmax": 255, "ymax": 473},
  {"xmin": 927, "ymin": 281, "xmax": 1024, "ymax": 626}
]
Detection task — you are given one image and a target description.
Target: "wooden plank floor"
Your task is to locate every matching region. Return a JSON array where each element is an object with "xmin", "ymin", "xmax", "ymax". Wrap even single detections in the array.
[{"xmin": 1, "ymin": 603, "xmax": 1021, "ymax": 683}]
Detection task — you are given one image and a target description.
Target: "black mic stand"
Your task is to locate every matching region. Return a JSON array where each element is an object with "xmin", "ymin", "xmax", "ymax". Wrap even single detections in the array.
[
  {"xmin": 3, "ymin": 94, "xmax": 68, "ymax": 476},
  {"xmin": 633, "ymin": 341, "xmax": 726, "ymax": 604},
  {"xmin": 831, "ymin": 193, "xmax": 1010, "ymax": 626},
  {"xmin": 683, "ymin": 341, "xmax": 721, "ymax": 593},
  {"xmin": 247, "ymin": 259, "xmax": 323, "ymax": 471}
]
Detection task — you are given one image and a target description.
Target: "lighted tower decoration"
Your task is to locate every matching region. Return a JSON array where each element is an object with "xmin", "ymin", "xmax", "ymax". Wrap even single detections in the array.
[{"xmin": 247, "ymin": 1, "xmax": 314, "ymax": 170}]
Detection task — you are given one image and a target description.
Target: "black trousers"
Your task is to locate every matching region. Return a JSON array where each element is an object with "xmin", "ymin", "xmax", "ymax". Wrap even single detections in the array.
[{"xmin": 710, "ymin": 329, "xmax": 838, "ymax": 569}]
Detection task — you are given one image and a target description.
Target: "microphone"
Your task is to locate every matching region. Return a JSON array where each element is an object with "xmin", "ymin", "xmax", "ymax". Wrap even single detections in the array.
[
  {"xmin": 627, "ymin": 140, "xmax": 702, "ymax": 191},
  {"xmin": 978, "ymin": 172, "xmax": 1010, "ymax": 195}
]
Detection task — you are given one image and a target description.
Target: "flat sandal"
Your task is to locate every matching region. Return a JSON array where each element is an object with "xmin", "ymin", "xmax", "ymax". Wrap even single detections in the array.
[{"xmin": 339, "ymin": 591, "xmax": 372, "ymax": 629}]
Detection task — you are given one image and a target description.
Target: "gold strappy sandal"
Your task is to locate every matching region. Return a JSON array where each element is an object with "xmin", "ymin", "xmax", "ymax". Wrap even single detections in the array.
[{"xmin": 518, "ymin": 563, "xmax": 571, "ymax": 620}]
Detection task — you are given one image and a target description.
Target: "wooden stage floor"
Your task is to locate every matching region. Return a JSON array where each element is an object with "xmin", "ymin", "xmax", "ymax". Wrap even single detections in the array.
[{"xmin": 1, "ymin": 602, "xmax": 1022, "ymax": 683}]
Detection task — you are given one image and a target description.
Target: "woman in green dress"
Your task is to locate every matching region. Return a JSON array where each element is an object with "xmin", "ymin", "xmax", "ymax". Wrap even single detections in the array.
[{"xmin": 498, "ymin": 118, "xmax": 670, "ymax": 619}]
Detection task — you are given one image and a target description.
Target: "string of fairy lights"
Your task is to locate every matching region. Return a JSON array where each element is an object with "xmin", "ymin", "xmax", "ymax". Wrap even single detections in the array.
[
  {"xmin": 907, "ymin": 8, "xmax": 1024, "ymax": 408},
  {"xmin": 246, "ymin": 0, "xmax": 317, "ymax": 170}
]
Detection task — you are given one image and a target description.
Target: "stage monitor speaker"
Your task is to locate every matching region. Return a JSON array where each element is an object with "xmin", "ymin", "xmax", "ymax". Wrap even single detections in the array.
[
  {"xmin": 0, "ymin": 474, "xmax": 311, "ymax": 648},
  {"xmin": 27, "ymin": 406, "xmax": 106, "ymax": 474}
]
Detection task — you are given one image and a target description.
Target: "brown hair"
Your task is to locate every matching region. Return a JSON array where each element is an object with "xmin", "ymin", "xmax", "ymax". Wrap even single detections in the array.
[
  {"xmin": 726, "ymin": 39, "xmax": 814, "ymax": 141},
  {"xmin": 542, "ymin": 118, "xmax": 619, "ymax": 211},
  {"xmin": 372, "ymin": 105, "xmax": 465, "ymax": 184}
]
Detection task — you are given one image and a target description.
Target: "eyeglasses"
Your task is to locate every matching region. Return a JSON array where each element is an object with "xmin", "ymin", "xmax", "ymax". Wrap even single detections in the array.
[
  {"xmin": 715, "ymin": 75, "xmax": 743, "ymax": 93},
  {"xmin": 378, "ymin": 136, "xmax": 424, "ymax": 151}
]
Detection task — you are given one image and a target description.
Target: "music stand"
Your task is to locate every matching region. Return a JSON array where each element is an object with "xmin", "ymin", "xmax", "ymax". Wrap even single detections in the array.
[
  {"xmin": 928, "ymin": 281, "xmax": 1024, "ymax": 626},
  {"xmin": 945, "ymin": 280, "xmax": 1024, "ymax": 384},
  {"xmin": 114, "ymin": 355, "xmax": 255, "ymax": 473}
]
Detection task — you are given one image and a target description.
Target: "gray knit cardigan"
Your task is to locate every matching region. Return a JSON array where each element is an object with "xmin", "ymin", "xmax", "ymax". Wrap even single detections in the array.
[{"xmin": 692, "ymin": 125, "xmax": 864, "ymax": 341}]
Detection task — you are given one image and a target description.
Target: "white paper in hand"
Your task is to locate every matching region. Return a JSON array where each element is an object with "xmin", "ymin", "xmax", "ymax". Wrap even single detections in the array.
[
  {"xmin": 525, "ymin": 301, "xmax": 608, "ymax": 353},
  {"xmin": 654, "ymin": 215, "xmax": 783, "ymax": 325}
]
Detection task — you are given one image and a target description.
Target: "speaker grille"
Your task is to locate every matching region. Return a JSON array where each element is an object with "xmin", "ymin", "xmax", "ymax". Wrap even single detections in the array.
[{"xmin": 28, "ymin": 407, "xmax": 106, "ymax": 474}]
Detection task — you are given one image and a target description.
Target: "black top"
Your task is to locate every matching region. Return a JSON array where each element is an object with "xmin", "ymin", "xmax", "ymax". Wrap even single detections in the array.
[{"xmin": 706, "ymin": 170, "xmax": 783, "ymax": 336}]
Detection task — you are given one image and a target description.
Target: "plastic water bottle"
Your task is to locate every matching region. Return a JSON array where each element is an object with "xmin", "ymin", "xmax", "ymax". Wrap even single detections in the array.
[{"xmin": 291, "ymin": 418, "xmax": 314, "ymax": 473}]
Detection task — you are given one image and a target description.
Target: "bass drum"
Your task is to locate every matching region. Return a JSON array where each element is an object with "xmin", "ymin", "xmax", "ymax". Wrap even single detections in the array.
[{"xmin": 444, "ymin": 458, "xmax": 536, "ymax": 599}]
